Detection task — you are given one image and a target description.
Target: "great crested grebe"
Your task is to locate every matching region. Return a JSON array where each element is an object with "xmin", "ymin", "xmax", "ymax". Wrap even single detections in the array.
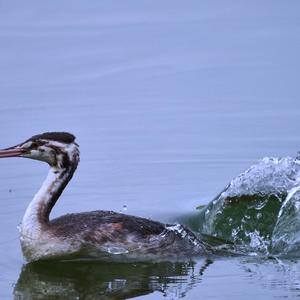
[{"xmin": 0, "ymin": 132, "xmax": 209, "ymax": 262}]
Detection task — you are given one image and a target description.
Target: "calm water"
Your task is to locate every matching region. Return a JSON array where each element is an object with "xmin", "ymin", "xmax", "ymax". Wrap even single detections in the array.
[{"xmin": 1, "ymin": 1, "xmax": 300, "ymax": 299}]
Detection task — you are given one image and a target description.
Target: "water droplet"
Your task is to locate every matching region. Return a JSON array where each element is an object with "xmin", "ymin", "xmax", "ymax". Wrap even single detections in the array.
[{"xmin": 107, "ymin": 247, "xmax": 129, "ymax": 255}]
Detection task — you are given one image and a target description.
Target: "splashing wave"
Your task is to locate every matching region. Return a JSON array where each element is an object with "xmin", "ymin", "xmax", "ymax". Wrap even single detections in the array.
[{"xmin": 198, "ymin": 154, "xmax": 300, "ymax": 257}]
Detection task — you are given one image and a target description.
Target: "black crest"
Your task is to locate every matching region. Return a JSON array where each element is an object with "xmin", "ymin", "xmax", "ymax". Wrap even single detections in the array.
[{"xmin": 29, "ymin": 132, "xmax": 76, "ymax": 144}]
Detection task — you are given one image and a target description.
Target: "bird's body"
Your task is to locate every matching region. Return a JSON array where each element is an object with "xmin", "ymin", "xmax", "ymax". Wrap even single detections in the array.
[
  {"xmin": 0, "ymin": 132, "xmax": 208, "ymax": 262},
  {"xmin": 23, "ymin": 210, "xmax": 203, "ymax": 262}
]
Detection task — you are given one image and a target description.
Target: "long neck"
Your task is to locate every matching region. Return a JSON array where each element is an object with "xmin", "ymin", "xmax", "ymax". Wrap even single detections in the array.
[{"xmin": 21, "ymin": 164, "xmax": 76, "ymax": 237}]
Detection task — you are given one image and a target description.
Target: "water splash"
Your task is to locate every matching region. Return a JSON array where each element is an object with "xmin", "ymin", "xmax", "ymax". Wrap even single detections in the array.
[
  {"xmin": 106, "ymin": 247, "xmax": 129, "ymax": 255},
  {"xmin": 119, "ymin": 204, "xmax": 128, "ymax": 214},
  {"xmin": 220, "ymin": 156, "xmax": 300, "ymax": 198},
  {"xmin": 198, "ymin": 154, "xmax": 300, "ymax": 256},
  {"xmin": 271, "ymin": 186, "xmax": 300, "ymax": 256},
  {"xmin": 166, "ymin": 224, "xmax": 202, "ymax": 248}
]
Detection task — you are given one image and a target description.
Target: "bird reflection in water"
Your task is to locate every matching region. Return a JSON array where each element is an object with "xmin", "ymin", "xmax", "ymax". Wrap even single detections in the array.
[{"xmin": 14, "ymin": 259, "xmax": 213, "ymax": 299}]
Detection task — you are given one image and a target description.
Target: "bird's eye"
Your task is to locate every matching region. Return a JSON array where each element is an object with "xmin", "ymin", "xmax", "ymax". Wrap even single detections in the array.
[{"xmin": 31, "ymin": 142, "xmax": 38, "ymax": 148}]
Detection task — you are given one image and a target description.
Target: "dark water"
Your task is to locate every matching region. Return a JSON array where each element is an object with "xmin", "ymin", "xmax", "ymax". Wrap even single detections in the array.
[{"xmin": 1, "ymin": 1, "xmax": 300, "ymax": 299}]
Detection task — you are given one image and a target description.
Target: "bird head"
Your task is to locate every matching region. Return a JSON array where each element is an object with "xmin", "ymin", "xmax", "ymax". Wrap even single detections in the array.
[{"xmin": 0, "ymin": 132, "xmax": 80, "ymax": 169}]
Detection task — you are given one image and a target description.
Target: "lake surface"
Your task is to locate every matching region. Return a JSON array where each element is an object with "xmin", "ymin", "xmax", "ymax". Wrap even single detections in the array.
[{"xmin": 0, "ymin": 1, "xmax": 300, "ymax": 299}]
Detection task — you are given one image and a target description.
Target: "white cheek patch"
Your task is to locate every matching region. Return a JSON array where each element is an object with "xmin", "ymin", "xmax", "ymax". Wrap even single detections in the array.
[
  {"xmin": 23, "ymin": 146, "xmax": 54, "ymax": 165},
  {"xmin": 24, "ymin": 149, "xmax": 42, "ymax": 160},
  {"xmin": 40, "ymin": 147, "xmax": 56, "ymax": 165}
]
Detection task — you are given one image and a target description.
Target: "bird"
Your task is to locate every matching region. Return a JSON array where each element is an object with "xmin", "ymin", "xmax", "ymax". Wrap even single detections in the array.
[{"xmin": 0, "ymin": 132, "xmax": 209, "ymax": 262}]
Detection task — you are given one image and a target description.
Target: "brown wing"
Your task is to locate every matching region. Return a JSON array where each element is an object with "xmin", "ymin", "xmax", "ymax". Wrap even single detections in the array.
[{"xmin": 49, "ymin": 210, "xmax": 166, "ymax": 242}]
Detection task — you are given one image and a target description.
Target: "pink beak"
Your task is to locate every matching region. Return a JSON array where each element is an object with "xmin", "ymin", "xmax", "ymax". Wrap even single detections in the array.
[{"xmin": 0, "ymin": 148, "xmax": 26, "ymax": 158}]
